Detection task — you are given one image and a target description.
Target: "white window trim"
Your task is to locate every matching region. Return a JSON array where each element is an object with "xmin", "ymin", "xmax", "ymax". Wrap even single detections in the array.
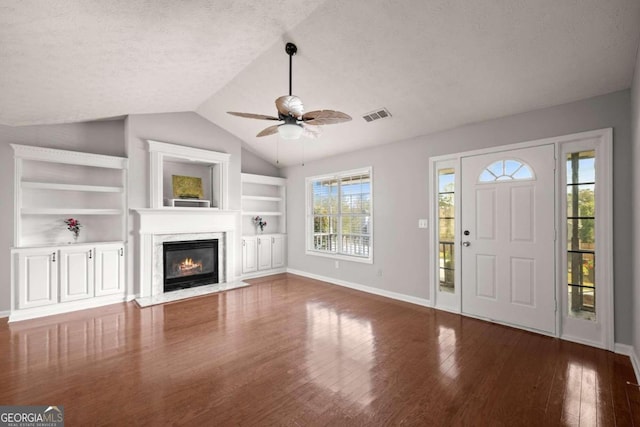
[{"xmin": 305, "ymin": 166, "xmax": 373, "ymax": 264}]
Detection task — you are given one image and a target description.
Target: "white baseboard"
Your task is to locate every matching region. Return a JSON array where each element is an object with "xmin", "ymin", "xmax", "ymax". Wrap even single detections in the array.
[
  {"xmin": 615, "ymin": 343, "xmax": 640, "ymax": 383},
  {"xmin": 433, "ymin": 304, "xmax": 461, "ymax": 315},
  {"xmin": 0, "ymin": 310, "xmax": 10, "ymax": 319},
  {"xmin": 562, "ymin": 333, "xmax": 607, "ymax": 350},
  {"xmin": 241, "ymin": 268, "xmax": 287, "ymax": 281},
  {"xmin": 9, "ymin": 294, "xmax": 129, "ymax": 323},
  {"xmin": 286, "ymin": 268, "xmax": 431, "ymax": 308}
]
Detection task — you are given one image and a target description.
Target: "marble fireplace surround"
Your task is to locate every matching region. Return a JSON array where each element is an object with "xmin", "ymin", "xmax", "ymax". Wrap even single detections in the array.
[
  {"xmin": 133, "ymin": 208, "xmax": 244, "ymax": 306},
  {"xmin": 152, "ymin": 232, "xmax": 225, "ymax": 296}
]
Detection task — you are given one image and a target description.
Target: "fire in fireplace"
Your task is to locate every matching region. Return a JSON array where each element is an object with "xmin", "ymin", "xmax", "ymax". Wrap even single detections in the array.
[{"xmin": 163, "ymin": 239, "xmax": 218, "ymax": 292}]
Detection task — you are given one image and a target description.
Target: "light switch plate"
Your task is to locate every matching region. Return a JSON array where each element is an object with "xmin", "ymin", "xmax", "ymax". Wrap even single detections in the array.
[{"xmin": 418, "ymin": 219, "xmax": 428, "ymax": 229}]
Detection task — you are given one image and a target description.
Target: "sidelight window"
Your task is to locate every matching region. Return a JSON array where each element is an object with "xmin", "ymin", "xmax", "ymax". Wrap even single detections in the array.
[
  {"xmin": 566, "ymin": 150, "xmax": 596, "ymax": 320},
  {"xmin": 438, "ymin": 168, "xmax": 455, "ymax": 292}
]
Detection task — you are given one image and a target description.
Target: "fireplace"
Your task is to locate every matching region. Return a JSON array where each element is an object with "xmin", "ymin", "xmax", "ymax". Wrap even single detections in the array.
[{"xmin": 163, "ymin": 239, "xmax": 219, "ymax": 292}]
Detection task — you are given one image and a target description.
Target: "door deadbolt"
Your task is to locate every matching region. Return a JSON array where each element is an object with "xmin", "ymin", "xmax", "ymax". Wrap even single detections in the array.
[{"xmin": 463, "ymin": 230, "xmax": 470, "ymax": 236}]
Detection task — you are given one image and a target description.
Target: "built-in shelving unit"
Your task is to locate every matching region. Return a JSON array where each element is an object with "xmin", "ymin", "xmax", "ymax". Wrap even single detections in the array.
[
  {"xmin": 241, "ymin": 173, "xmax": 286, "ymax": 235},
  {"xmin": 10, "ymin": 144, "xmax": 129, "ymax": 322},
  {"xmin": 241, "ymin": 173, "xmax": 287, "ymax": 278},
  {"xmin": 12, "ymin": 144, "xmax": 128, "ymax": 248}
]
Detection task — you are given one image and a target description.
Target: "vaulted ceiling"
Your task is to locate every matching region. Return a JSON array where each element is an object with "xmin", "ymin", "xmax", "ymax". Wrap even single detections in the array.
[{"xmin": 2, "ymin": 0, "xmax": 640, "ymax": 166}]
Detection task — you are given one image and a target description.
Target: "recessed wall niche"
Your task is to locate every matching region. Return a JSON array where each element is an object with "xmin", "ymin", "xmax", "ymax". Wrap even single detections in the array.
[{"xmin": 148, "ymin": 140, "xmax": 230, "ymax": 210}]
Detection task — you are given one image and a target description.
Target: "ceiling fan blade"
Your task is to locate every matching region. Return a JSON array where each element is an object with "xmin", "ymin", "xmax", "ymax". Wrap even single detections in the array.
[
  {"xmin": 302, "ymin": 110, "xmax": 352, "ymax": 125},
  {"xmin": 256, "ymin": 125, "xmax": 279, "ymax": 137},
  {"xmin": 302, "ymin": 123, "xmax": 322, "ymax": 139},
  {"xmin": 276, "ymin": 95, "xmax": 304, "ymax": 118},
  {"xmin": 227, "ymin": 112, "xmax": 280, "ymax": 121}
]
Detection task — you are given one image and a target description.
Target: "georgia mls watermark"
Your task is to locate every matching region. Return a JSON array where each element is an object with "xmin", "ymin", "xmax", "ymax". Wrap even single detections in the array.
[{"xmin": 0, "ymin": 406, "xmax": 63, "ymax": 427}]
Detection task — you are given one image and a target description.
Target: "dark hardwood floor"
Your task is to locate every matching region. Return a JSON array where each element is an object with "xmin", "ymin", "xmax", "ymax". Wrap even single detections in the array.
[{"xmin": 1, "ymin": 273, "xmax": 638, "ymax": 426}]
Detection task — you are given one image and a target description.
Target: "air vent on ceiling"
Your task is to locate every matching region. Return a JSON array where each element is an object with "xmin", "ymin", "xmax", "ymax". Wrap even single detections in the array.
[{"xmin": 362, "ymin": 108, "xmax": 392, "ymax": 122}]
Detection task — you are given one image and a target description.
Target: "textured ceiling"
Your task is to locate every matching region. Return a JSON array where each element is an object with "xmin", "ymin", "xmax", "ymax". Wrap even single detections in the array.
[
  {"xmin": 0, "ymin": 0, "xmax": 326, "ymax": 125},
  {"xmin": 2, "ymin": 0, "xmax": 640, "ymax": 166}
]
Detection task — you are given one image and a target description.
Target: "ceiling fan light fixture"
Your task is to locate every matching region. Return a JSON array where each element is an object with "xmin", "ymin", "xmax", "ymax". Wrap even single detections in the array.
[
  {"xmin": 278, "ymin": 123, "xmax": 303, "ymax": 140},
  {"xmin": 227, "ymin": 42, "xmax": 351, "ymax": 140}
]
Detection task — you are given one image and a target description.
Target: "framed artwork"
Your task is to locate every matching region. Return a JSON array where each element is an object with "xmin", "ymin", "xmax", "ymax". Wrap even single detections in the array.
[{"xmin": 172, "ymin": 175, "xmax": 203, "ymax": 199}]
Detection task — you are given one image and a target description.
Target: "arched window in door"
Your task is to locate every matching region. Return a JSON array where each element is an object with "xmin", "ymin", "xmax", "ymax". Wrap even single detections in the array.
[{"xmin": 478, "ymin": 159, "xmax": 534, "ymax": 183}]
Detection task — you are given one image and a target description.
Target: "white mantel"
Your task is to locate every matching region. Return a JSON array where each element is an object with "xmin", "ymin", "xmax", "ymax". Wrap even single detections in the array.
[{"xmin": 133, "ymin": 208, "xmax": 240, "ymax": 298}]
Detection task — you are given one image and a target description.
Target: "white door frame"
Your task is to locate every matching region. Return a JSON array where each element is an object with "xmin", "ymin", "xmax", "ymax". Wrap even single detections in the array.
[{"xmin": 428, "ymin": 128, "xmax": 613, "ymax": 350}]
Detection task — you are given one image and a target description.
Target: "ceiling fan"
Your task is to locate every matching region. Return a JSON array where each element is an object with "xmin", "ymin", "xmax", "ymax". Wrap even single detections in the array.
[{"xmin": 227, "ymin": 42, "xmax": 352, "ymax": 140}]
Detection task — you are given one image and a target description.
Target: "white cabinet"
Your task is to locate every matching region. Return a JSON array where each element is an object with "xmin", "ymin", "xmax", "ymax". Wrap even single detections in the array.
[
  {"xmin": 242, "ymin": 234, "xmax": 286, "ymax": 276},
  {"xmin": 95, "ymin": 244, "xmax": 125, "ymax": 296},
  {"xmin": 59, "ymin": 246, "xmax": 94, "ymax": 302},
  {"xmin": 271, "ymin": 235, "xmax": 285, "ymax": 269},
  {"xmin": 257, "ymin": 236, "xmax": 273, "ymax": 271},
  {"xmin": 242, "ymin": 237, "xmax": 258, "ymax": 274},
  {"xmin": 16, "ymin": 248, "xmax": 58, "ymax": 309},
  {"xmin": 11, "ymin": 243, "xmax": 126, "ymax": 321}
]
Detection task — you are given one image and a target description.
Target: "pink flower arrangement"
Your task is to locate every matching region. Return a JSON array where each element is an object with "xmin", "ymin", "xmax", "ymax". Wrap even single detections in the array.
[{"xmin": 64, "ymin": 218, "xmax": 82, "ymax": 240}]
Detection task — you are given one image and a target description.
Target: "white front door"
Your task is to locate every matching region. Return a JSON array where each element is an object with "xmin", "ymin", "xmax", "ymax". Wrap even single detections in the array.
[{"xmin": 461, "ymin": 144, "xmax": 556, "ymax": 334}]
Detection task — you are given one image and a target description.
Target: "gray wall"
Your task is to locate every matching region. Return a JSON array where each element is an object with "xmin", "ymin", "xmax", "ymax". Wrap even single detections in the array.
[
  {"xmin": 283, "ymin": 89, "xmax": 633, "ymax": 344},
  {"xmin": 241, "ymin": 147, "xmax": 280, "ymax": 177},
  {"xmin": 0, "ymin": 120, "xmax": 126, "ymax": 312},
  {"xmin": 631, "ymin": 48, "xmax": 640, "ymax": 359},
  {"xmin": 125, "ymin": 112, "xmax": 245, "ymax": 293}
]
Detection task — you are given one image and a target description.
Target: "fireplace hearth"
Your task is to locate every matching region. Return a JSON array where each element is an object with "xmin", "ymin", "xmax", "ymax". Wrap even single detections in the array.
[{"xmin": 163, "ymin": 239, "xmax": 218, "ymax": 292}]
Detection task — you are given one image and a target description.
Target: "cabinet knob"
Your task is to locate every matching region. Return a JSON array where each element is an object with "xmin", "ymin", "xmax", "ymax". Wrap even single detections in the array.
[
  {"xmin": 120, "ymin": 248, "xmax": 124, "ymax": 256},
  {"xmin": 89, "ymin": 250, "xmax": 92, "ymax": 259},
  {"xmin": 52, "ymin": 252, "xmax": 56, "ymax": 262}
]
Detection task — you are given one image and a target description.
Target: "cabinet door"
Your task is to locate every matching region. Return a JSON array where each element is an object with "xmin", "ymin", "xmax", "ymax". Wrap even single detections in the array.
[
  {"xmin": 271, "ymin": 235, "xmax": 286, "ymax": 269},
  {"xmin": 242, "ymin": 237, "xmax": 258, "ymax": 274},
  {"xmin": 95, "ymin": 244, "xmax": 125, "ymax": 296},
  {"xmin": 16, "ymin": 249, "xmax": 58, "ymax": 309},
  {"xmin": 59, "ymin": 246, "xmax": 94, "ymax": 302},
  {"xmin": 257, "ymin": 236, "xmax": 272, "ymax": 271}
]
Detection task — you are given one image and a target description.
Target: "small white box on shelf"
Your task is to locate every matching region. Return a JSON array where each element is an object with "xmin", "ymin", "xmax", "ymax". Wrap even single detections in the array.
[{"xmin": 165, "ymin": 198, "xmax": 211, "ymax": 208}]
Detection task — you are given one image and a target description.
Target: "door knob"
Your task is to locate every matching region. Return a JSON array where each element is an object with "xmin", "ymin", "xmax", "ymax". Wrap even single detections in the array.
[{"xmin": 462, "ymin": 241, "xmax": 471, "ymax": 247}]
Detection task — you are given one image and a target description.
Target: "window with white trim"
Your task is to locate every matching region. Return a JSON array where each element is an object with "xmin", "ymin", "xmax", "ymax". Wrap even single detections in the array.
[{"xmin": 306, "ymin": 168, "xmax": 372, "ymax": 263}]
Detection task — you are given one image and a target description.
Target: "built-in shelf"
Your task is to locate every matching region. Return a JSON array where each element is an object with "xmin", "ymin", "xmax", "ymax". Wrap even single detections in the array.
[
  {"xmin": 21, "ymin": 181, "xmax": 124, "ymax": 193},
  {"xmin": 21, "ymin": 208, "xmax": 123, "ymax": 215},
  {"xmin": 242, "ymin": 211, "xmax": 283, "ymax": 216},
  {"xmin": 12, "ymin": 144, "xmax": 128, "ymax": 253},
  {"xmin": 241, "ymin": 195, "xmax": 283, "ymax": 202}
]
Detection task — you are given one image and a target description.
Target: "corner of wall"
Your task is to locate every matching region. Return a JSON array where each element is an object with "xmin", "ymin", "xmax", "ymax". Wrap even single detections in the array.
[{"xmin": 631, "ymin": 37, "xmax": 640, "ymax": 370}]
